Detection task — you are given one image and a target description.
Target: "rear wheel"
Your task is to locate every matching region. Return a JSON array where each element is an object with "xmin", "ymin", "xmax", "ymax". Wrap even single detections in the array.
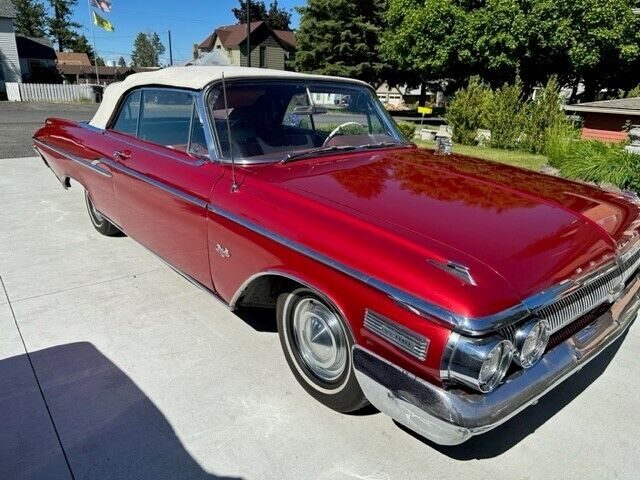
[
  {"xmin": 84, "ymin": 190, "xmax": 121, "ymax": 236},
  {"xmin": 277, "ymin": 287, "xmax": 368, "ymax": 413}
]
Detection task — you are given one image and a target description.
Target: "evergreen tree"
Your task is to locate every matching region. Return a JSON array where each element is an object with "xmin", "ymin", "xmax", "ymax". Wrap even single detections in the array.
[
  {"xmin": 266, "ymin": 1, "xmax": 291, "ymax": 30},
  {"xmin": 48, "ymin": 0, "xmax": 82, "ymax": 51},
  {"xmin": 94, "ymin": 56, "xmax": 105, "ymax": 66},
  {"xmin": 131, "ymin": 32, "xmax": 165, "ymax": 67},
  {"xmin": 11, "ymin": 0, "xmax": 48, "ymax": 38},
  {"xmin": 232, "ymin": 0, "xmax": 291, "ymax": 30},
  {"xmin": 117, "ymin": 56, "xmax": 127, "ymax": 67},
  {"xmin": 294, "ymin": 0, "xmax": 390, "ymax": 87},
  {"xmin": 232, "ymin": 0, "xmax": 267, "ymax": 23}
]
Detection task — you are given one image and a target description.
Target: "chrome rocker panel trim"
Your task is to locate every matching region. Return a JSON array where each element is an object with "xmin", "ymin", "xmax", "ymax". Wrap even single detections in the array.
[{"xmin": 353, "ymin": 275, "xmax": 639, "ymax": 445}]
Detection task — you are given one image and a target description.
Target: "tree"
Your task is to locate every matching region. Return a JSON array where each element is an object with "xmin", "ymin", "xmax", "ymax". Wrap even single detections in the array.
[
  {"xmin": 69, "ymin": 34, "xmax": 94, "ymax": 62},
  {"xmin": 131, "ymin": 32, "xmax": 165, "ymax": 67},
  {"xmin": 232, "ymin": 0, "xmax": 292, "ymax": 30},
  {"xmin": 117, "ymin": 56, "xmax": 127, "ymax": 67},
  {"xmin": 94, "ymin": 56, "xmax": 105, "ymax": 66},
  {"xmin": 11, "ymin": 0, "xmax": 48, "ymax": 38},
  {"xmin": 381, "ymin": 0, "xmax": 640, "ymax": 99},
  {"xmin": 48, "ymin": 0, "xmax": 82, "ymax": 51},
  {"xmin": 232, "ymin": 0, "xmax": 267, "ymax": 23},
  {"xmin": 294, "ymin": 0, "xmax": 390, "ymax": 87},
  {"xmin": 266, "ymin": 1, "xmax": 291, "ymax": 30}
]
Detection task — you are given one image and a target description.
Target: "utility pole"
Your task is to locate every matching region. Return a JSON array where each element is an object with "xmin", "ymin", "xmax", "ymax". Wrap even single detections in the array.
[
  {"xmin": 246, "ymin": 0, "xmax": 251, "ymax": 67},
  {"xmin": 168, "ymin": 30, "xmax": 173, "ymax": 66}
]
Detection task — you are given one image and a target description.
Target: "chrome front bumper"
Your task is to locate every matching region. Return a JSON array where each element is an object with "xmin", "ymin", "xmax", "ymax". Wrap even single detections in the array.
[{"xmin": 353, "ymin": 276, "xmax": 640, "ymax": 445}]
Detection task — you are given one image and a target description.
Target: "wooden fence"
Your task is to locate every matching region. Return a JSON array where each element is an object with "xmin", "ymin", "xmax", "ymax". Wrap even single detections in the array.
[{"xmin": 5, "ymin": 82, "xmax": 97, "ymax": 103}]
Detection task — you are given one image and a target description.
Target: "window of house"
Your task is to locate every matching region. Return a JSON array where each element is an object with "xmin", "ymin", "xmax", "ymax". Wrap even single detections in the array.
[
  {"xmin": 259, "ymin": 46, "xmax": 266, "ymax": 68},
  {"xmin": 111, "ymin": 89, "xmax": 141, "ymax": 136}
]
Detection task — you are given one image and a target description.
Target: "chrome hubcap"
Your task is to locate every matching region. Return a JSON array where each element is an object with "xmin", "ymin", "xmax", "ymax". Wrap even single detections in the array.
[{"xmin": 292, "ymin": 298, "xmax": 347, "ymax": 382}]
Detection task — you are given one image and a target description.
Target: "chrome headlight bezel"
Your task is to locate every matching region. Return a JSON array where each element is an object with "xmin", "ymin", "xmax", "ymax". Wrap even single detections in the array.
[
  {"xmin": 442, "ymin": 334, "xmax": 514, "ymax": 393},
  {"xmin": 514, "ymin": 318, "xmax": 551, "ymax": 368}
]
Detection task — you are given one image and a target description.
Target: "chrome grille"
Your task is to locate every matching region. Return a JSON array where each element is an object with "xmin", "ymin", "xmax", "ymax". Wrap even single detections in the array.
[
  {"xmin": 536, "ymin": 266, "xmax": 622, "ymax": 333},
  {"xmin": 530, "ymin": 241, "xmax": 640, "ymax": 334},
  {"xmin": 364, "ymin": 310, "xmax": 428, "ymax": 360}
]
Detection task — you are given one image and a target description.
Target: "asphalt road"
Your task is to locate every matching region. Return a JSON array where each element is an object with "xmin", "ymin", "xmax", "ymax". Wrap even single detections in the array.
[
  {"xmin": 0, "ymin": 102, "xmax": 98, "ymax": 158},
  {"xmin": 1, "ymin": 105, "xmax": 640, "ymax": 479}
]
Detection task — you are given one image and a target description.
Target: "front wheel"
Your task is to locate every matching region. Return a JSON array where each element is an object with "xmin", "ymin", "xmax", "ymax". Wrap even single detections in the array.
[
  {"xmin": 277, "ymin": 287, "xmax": 368, "ymax": 413},
  {"xmin": 84, "ymin": 190, "xmax": 122, "ymax": 236}
]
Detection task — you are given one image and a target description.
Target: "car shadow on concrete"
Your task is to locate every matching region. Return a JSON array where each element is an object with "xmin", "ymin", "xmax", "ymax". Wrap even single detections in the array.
[
  {"xmin": 0, "ymin": 342, "xmax": 243, "ymax": 480},
  {"xmin": 394, "ymin": 331, "xmax": 628, "ymax": 459}
]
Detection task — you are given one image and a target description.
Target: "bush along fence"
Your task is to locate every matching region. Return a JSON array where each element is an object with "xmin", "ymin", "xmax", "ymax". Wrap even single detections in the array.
[
  {"xmin": 5, "ymin": 83, "xmax": 100, "ymax": 103},
  {"xmin": 445, "ymin": 77, "xmax": 640, "ymax": 192}
]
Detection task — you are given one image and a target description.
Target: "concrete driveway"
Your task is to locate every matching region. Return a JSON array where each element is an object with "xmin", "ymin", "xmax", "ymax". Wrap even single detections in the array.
[{"xmin": 1, "ymin": 155, "xmax": 639, "ymax": 480}]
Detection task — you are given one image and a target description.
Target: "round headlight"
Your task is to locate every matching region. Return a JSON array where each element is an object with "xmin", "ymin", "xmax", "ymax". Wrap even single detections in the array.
[
  {"xmin": 514, "ymin": 319, "xmax": 550, "ymax": 368},
  {"xmin": 444, "ymin": 336, "xmax": 514, "ymax": 393},
  {"xmin": 477, "ymin": 340, "xmax": 514, "ymax": 392}
]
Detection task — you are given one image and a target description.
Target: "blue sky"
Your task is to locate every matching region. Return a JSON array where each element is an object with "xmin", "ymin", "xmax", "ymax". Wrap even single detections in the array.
[{"xmin": 71, "ymin": 0, "xmax": 302, "ymax": 65}]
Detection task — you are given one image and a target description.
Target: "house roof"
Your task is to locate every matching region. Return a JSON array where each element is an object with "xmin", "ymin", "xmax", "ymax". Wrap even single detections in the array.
[
  {"xmin": 89, "ymin": 66, "xmax": 369, "ymax": 129},
  {"xmin": 0, "ymin": 0, "xmax": 16, "ymax": 18},
  {"xmin": 198, "ymin": 21, "xmax": 296, "ymax": 51},
  {"xmin": 16, "ymin": 36, "xmax": 56, "ymax": 61},
  {"xmin": 564, "ymin": 97, "xmax": 640, "ymax": 116},
  {"xmin": 56, "ymin": 52, "xmax": 91, "ymax": 66}
]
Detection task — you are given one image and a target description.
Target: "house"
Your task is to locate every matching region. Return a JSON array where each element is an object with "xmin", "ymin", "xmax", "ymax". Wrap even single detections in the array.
[
  {"xmin": 564, "ymin": 97, "xmax": 640, "ymax": 142},
  {"xmin": 195, "ymin": 21, "xmax": 296, "ymax": 70},
  {"xmin": 0, "ymin": 0, "xmax": 22, "ymax": 92},
  {"xmin": 16, "ymin": 36, "xmax": 57, "ymax": 82},
  {"xmin": 376, "ymin": 83, "xmax": 434, "ymax": 108}
]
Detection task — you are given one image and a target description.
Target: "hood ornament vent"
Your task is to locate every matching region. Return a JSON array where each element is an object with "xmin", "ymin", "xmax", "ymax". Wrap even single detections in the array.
[{"xmin": 427, "ymin": 259, "xmax": 477, "ymax": 286}]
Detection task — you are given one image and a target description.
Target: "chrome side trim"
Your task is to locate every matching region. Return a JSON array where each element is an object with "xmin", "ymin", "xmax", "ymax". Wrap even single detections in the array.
[
  {"xmin": 33, "ymin": 138, "xmax": 112, "ymax": 178},
  {"xmin": 100, "ymin": 157, "xmax": 208, "ymax": 209},
  {"xmin": 209, "ymin": 203, "xmax": 640, "ymax": 337},
  {"xmin": 354, "ymin": 276, "xmax": 639, "ymax": 445},
  {"xmin": 207, "ymin": 204, "xmax": 530, "ymax": 335}
]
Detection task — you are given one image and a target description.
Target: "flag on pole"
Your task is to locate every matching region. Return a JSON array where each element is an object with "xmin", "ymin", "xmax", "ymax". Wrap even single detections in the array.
[
  {"xmin": 92, "ymin": 10, "xmax": 114, "ymax": 32},
  {"xmin": 91, "ymin": 0, "xmax": 112, "ymax": 13}
]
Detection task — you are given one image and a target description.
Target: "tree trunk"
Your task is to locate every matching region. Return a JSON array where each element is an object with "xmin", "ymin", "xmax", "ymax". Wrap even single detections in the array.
[{"xmin": 418, "ymin": 83, "xmax": 426, "ymax": 107}]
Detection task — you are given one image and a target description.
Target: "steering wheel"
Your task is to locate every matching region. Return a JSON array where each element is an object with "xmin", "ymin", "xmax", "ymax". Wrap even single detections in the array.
[{"xmin": 322, "ymin": 122, "xmax": 365, "ymax": 146}]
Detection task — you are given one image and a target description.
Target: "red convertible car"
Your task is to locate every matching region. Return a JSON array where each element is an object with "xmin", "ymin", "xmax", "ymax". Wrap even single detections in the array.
[{"xmin": 33, "ymin": 67, "xmax": 639, "ymax": 445}]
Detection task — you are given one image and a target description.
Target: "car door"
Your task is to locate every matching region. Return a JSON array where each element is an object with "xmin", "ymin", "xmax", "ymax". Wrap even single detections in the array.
[{"xmin": 105, "ymin": 87, "xmax": 224, "ymax": 290}]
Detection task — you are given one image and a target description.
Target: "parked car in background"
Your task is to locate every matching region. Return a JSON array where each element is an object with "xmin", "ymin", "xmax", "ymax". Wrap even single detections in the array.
[{"xmin": 33, "ymin": 66, "xmax": 640, "ymax": 445}]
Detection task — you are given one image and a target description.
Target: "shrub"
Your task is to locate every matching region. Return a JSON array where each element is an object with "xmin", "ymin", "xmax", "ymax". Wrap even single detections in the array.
[
  {"xmin": 487, "ymin": 81, "xmax": 525, "ymax": 150},
  {"xmin": 544, "ymin": 122, "xmax": 581, "ymax": 168},
  {"xmin": 397, "ymin": 121, "xmax": 417, "ymax": 139},
  {"xmin": 519, "ymin": 77, "xmax": 568, "ymax": 154},
  {"xmin": 445, "ymin": 77, "xmax": 493, "ymax": 145},
  {"xmin": 557, "ymin": 140, "xmax": 640, "ymax": 191},
  {"xmin": 625, "ymin": 84, "xmax": 640, "ymax": 98}
]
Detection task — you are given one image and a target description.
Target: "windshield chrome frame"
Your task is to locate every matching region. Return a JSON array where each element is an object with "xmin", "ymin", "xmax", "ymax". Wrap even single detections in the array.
[{"xmin": 200, "ymin": 77, "xmax": 411, "ymax": 165}]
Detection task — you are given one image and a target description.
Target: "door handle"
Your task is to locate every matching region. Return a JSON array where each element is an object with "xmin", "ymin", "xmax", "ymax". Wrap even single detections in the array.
[{"xmin": 113, "ymin": 149, "xmax": 131, "ymax": 160}]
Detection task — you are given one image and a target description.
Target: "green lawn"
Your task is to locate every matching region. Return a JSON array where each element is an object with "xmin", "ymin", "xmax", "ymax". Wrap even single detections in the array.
[{"xmin": 414, "ymin": 139, "xmax": 548, "ymax": 171}]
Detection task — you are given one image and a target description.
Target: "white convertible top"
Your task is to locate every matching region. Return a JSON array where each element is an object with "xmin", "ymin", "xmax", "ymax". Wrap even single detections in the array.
[{"xmin": 89, "ymin": 66, "xmax": 370, "ymax": 129}]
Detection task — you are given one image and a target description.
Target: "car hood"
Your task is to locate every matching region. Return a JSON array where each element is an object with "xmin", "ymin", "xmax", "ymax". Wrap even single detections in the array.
[{"xmin": 261, "ymin": 148, "xmax": 640, "ymax": 303}]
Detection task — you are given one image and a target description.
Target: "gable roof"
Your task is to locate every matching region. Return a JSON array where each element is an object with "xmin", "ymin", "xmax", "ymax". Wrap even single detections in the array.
[
  {"xmin": 199, "ymin": 21, "xmax": 296, "ymax": 52},
  {"xmin": 564, "ymin": 97, "xmax": 640, "ymax": 116},
  {"xmin": 56, "ymin": 51, "xmax": 92, "ymax": 66},
  {"xmin": 0, "ymin": 0, "xmax": 16, "ymax": 18}
]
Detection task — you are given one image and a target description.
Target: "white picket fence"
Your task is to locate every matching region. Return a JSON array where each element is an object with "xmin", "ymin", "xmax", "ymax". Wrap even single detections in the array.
[{"xmin": 5, "ymin": 82, "xmax": 97, "ymax": 103}]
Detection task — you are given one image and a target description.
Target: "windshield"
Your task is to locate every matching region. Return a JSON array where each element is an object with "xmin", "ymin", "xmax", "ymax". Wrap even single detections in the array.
[{"xmin": 206, "ymin": 80, "xmax": 408, "ymax": 163}]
